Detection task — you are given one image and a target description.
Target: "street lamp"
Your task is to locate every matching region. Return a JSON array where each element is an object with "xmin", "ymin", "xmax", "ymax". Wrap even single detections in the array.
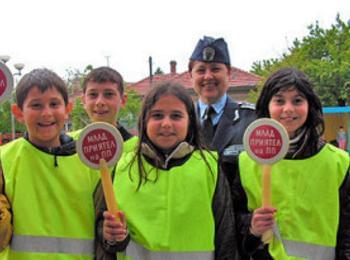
[
  {"xmin": 0, "ymin": 55, "xmax": 10, "ymax": 64},
  {"xmin": 0, "ymin": 55, "xmax": 25, "ymax": 140}
]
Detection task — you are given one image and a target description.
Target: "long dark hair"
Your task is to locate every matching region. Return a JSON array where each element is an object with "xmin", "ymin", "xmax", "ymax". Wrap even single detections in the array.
[
  {"xmin": 130, "ymin": 81, "xmax": 215, "ymax": 189},
  {"xmin": 256, "ymin": 67, "xmax": 324, "ymax": 152}
]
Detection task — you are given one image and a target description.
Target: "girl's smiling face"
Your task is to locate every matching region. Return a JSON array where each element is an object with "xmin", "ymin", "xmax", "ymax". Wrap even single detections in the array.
[
  {"xmin": 146, "ymin": 95, "xmax": 189, "ymax": 150},
  {"xmin": 268, "ymin": 87, "xmax": 309, "ymax": 137}
]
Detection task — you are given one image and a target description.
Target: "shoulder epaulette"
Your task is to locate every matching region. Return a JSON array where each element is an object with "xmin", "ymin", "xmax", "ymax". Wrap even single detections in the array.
[{"xmin": 238, "ymin": 102, "xmax": 255, "ymax": 110}]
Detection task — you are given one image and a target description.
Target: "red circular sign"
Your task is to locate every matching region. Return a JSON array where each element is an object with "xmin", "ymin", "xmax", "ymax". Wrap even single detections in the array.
[
  {"xmin": 249, "ymin": 125, "xmax": 283, "ymax": 159},
  {"xmin": 243, "ymin": 118, "xmax": 289, "ymax": 164},
  {"xmin": 76, "ymin": 122, "xmax": 124, "ymax": 169},
  {"xmin": 82, "ymin": 128, "xmax": 118, "ymax": 164},
  {"xmin": 0, "ymin": 69, "xmax": 7, "ymax": 96},
  {"xmin": 0, "ymin": 62, "xmax": 13, "ymax": 104}
]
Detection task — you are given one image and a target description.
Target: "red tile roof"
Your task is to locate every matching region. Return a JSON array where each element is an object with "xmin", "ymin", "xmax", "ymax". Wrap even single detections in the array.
[{"xmin": 127, "ymin": 66, "xmax": 262, "ymax": 96}]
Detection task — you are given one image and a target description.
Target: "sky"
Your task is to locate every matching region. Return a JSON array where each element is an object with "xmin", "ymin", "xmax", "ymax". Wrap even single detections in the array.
[{"xmin": 2, "ymin": 0, "xmax": 350, "ymax": 83}]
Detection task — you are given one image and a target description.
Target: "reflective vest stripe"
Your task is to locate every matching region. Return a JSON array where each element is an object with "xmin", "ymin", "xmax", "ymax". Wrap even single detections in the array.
[
  {"xmin": 124, "ymin": 240, "xmax": 214, "ymax": 260},
  {"xmin": 11, "ymin": 235, "xmax": 94, "ymax": 255},
  {"xmin": 283, "ymin": 239, "xmax": 335, "ymax": 260}
]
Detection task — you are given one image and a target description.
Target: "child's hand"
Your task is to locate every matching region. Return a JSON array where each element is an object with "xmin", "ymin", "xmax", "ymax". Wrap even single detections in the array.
[
  {"xmin": 250, "ymin": 207, "xmax": 276, "ymax": 237},
  {"xmin": 103, "ymin": 211, "xmax": 128, "ymax": 243}
]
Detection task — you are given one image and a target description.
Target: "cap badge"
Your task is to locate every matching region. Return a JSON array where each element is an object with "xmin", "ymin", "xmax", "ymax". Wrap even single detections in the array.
[{"xmin": 202, "ymin": 47, "xmax": 215, "ymax": 61}]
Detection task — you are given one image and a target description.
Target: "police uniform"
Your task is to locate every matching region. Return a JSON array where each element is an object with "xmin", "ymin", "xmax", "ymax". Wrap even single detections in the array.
[
  {"xmin": 190, "ymin": 36, "xmax": 257, "ymax": 187},
  {"xmin": 210, "ymin": 99, "xmax": 256, "ymax": 184}
]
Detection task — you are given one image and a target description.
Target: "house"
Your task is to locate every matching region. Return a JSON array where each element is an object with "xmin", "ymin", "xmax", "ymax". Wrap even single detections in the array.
[
  {"xmin": 127, "ymin": 60, "xmax": 262, "ymax": 102},
  {"xmin": 323, "ymin": 106, "xmax": 350, "ymax": 151}
]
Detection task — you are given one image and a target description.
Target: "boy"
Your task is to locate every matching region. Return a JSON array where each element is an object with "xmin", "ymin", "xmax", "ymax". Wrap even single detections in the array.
[
  {"xmin": 71, "ymin": 66, "xmax": 133, "ymax": 142},
  {"xmin": 75, "ymin": 67, "xmax": 135, "ymax": 259},
  {"xmin": 0, "ymin": 68, "xmax": 99, "ymax": 259}
]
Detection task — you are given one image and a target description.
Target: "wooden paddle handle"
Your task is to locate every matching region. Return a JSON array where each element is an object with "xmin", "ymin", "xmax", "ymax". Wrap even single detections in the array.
[
  {"xmin": 262, "ymin": 164, "xmax": 273, "ymax": 244},
  {"xmin": 100, "ymin": 159, "xmax": 120, "ymax": 222}
]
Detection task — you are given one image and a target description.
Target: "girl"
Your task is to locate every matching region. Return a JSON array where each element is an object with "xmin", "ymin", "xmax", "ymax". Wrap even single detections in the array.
[
  {"xmin": 99, "ymin": 81, "xmax": 237, "ymax": 259},
  {"xmin": 232, "ymin": 68, "xmax": 350, "ymax": 259}
]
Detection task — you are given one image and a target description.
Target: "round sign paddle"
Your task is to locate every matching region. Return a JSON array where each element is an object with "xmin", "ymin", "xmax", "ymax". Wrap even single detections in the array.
[
  {"xmin": 0, "ymin": 62, "xmax": 14, "ymax": 104},
  {"xmin": 76, "ymin": 122, "xmax": 124, "ymax": 221},
  {"xmin": 243, "ymin": 118, "xmax": 289, "ymax": 243}
]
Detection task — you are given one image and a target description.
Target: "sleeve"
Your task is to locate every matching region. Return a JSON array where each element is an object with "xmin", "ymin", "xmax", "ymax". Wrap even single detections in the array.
[
  {"xmin": 336, "ymin": 168, "xmax": 350, "ymax": 259},
  {"xmin": 230, "ymin": 161, "xmax": 271, "ymax": 259},
  {"xmin": 94, "ymin": 180, "xmax": 130, "ymax": 255},
  {"xmin": 95, "ymin": 210, "xmax": 130, "ymax": 255},
  {"xmin": 212, "ymin": 166, "xmax": 238, "ymax": 260},
  {"xmin": 0, "ymin": 161, "xmax": 13, "ymax": 251}
]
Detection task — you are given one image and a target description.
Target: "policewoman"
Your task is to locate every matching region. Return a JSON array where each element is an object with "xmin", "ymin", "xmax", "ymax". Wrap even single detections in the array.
[{"xmin": 188, "ymin": 36, "xmax": 256, "ymax": 187}]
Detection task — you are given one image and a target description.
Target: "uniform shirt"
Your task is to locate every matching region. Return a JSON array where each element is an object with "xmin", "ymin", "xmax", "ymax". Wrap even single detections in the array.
[{"xmin": 198, "ymin": 94, "xmax": 227, "ymax": 127}]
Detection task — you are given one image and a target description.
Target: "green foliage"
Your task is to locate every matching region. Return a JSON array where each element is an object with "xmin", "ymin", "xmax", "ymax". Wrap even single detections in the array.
[
  {"xmin": 118, "ymin": 88, "xmax": 142, "ymax": 130},
  {"xmin": 247, "ymin": 82, "xmax": 263, "ymax": 104},
  {"xmin": 0, "ymin": 100, "xmax": 12, "ymax": 133},
  {"xmin": 250, "ymin": 14, "xmax": 350, "ymax": 106},
  {"xmin": 71, "ymin": 98, "xmax": 89, "ymax": 130},
  {"xmin": 154, "ymin": 67, "xmax": 164, "ymax": 75},
  {"xmin": 0, "ymin": 99, "xmax": 26, "ymax": 137}
]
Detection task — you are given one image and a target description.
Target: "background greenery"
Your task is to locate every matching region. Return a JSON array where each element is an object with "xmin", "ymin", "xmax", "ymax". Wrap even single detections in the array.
[
  {"xmin": 1, "ymin": 14, "xmax": 349, "ymax": 136},
  {"xmin": 248, "ymin": 14, "xmax": 350, "ymax": 106}
]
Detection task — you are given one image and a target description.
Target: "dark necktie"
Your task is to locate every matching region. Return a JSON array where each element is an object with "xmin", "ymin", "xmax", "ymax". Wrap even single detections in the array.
[{"xmin": 202, "ymin": 106, "xmax": 215, "ymax": 147}]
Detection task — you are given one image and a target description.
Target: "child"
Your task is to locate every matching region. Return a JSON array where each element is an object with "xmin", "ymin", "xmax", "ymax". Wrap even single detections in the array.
[
  {"xmin": 337, "ymin": 126, "xmax": 347, "ymax": 150},
  {"xmin": 81, "ymin": 66, "xmax": 133, "ymax": 140},
  {"xmin": 77, "ymin": 66, "xmax": 136, "ymax": 259},
  {"xmin": 0, "ymin": 68, "xmax": 99, "ymax": 259},
  {"xmin": 231, "ymin": 68, "xmax": 350, "ymax": 259},
  {"xmin": 71, "ymin": 66, "xmax": 133, "ymax": 142},
  {"xmin": 100, "ymin": 81, "xmax": 237, "ymax": 259}
]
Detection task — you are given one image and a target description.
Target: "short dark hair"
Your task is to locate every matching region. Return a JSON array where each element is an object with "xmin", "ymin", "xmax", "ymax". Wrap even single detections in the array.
[
  {"xmin": 82, "ymin": 67, "xmax": 124, "ymax": 95},
  {"xmin": 16, "ymin": 68, "xmax": 68, "ymax": 109},
  {"xmin": 256, "ymin": 67, "xmax": 324, "ymax": 145}
]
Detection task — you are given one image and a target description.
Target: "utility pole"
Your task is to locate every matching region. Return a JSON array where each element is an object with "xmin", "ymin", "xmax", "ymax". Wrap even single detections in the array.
[
  {"xmin": 149, "ymin": 56, "xmax": 153, "ymax": 86},
  {"xmin": 105, "ymin": 55, "xmax": 111, "ymax": 67}
]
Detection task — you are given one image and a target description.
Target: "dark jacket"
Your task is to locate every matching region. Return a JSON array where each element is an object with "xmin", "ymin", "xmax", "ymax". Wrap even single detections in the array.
[
  {"xmin": 198, "ymin": 96, "xmax": 256, "ymax": 259},
  {"xmin": 94, "ymin": 124, "xmax": 132, "ymax": 260},
  {"xmin": 96, "ymin": 140, "xmax": 238, "ymax": 260},
  {"xmin": 199, "ymin": 96, "xmax": 256, "ymax": 186},
  {"xmin": 228, "ymin": 141, "xmax": 350, "ymax": 259}
]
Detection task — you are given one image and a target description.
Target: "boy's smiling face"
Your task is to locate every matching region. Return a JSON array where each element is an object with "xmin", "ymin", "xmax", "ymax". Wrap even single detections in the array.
[
  {"xmin": 12, "ymin": 86, "xmax": 72, "ymax": 148},
  {"xmin": 82, "ymin": 81, "xmax": 126, "ymax": 125}
]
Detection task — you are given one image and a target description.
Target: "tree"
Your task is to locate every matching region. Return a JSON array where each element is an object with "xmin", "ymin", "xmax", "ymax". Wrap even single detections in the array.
[
  {"xmin": 0, "ymin": 100, "xmax": 12, "ymax": 134},
  {"xmin": 250, "ymin": 14, "xmax": 350, "ymax": 106},
  {"xmin": 118, "ymin": 88, "xmax": 142, "ymax": 131},
  {"xmin": 66, "ymin": 65, "xmax": 92, "ymax": 130},
  {"xmin": 154, "ymin": 67, "xmax": 164, "ymax": 75},
  {"xmin": 0, "ymin": 98, "xmax": 26, "ymax": 138},
  {"xmin": 70, "ymin": 98, "xmax": 89, "ymax": 130}
]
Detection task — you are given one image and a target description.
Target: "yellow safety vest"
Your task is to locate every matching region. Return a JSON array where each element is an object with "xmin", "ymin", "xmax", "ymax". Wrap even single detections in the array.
[
  {"xmin": 0, "ymin": 138, "xmax": 99, "ymax": 260},
  {"xmin": 239, "ymin": 144, "xmax": 349, "ymax": 260},
  {"xmin": 115, "ymin": 150, "xmax": 218, "ymax": 260}
]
